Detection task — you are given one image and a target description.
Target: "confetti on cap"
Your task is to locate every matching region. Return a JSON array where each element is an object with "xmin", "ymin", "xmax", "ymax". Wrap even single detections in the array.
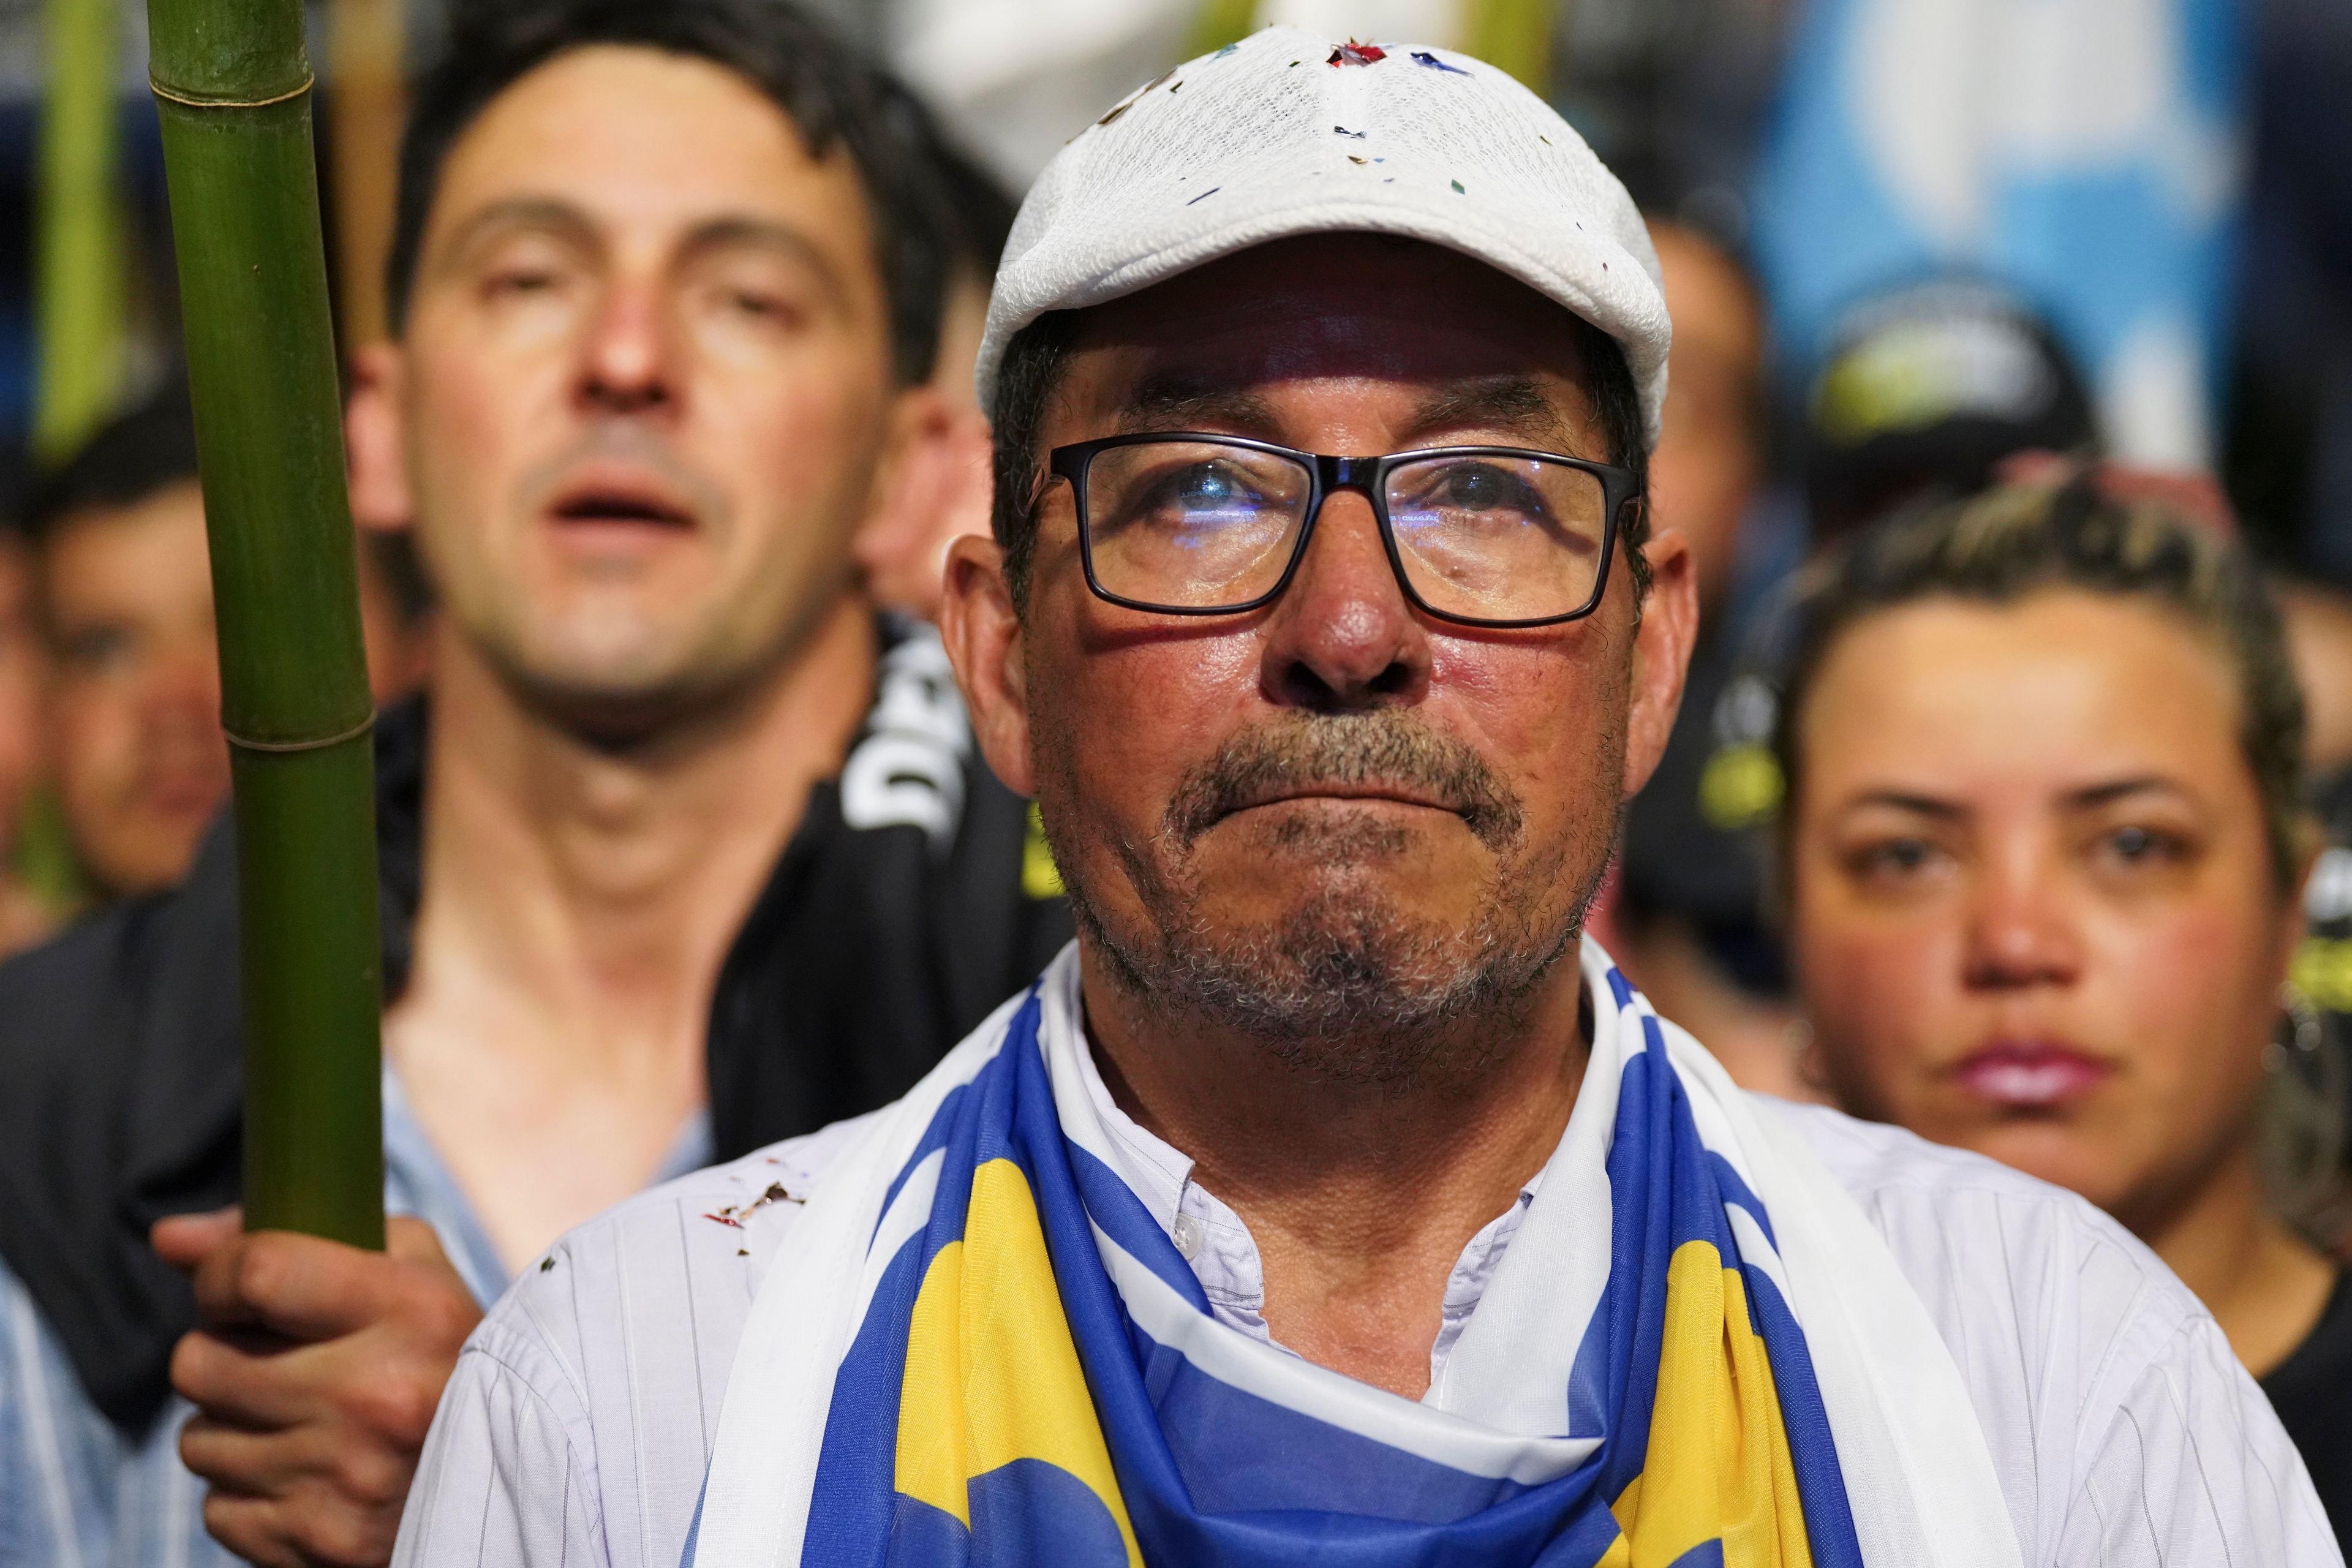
[{"xmin": 978, "ymin": 25, "xmax": 1671, "ymax": 445}]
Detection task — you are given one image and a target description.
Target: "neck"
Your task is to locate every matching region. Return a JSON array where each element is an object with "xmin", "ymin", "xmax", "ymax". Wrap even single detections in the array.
[
  {"xmin": 404, "ymin": 597, "xmax": 876, "ymax": 1072},
  {"xmin": 2135, "ymin": 1140, "xmax": 2335, "ymax": 1378},
  {"xmin": 1079, "ymin": 945, "xmax": 1589, "ymax": 1400}
]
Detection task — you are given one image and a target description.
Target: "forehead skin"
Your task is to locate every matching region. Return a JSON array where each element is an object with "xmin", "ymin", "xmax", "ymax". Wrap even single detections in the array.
[
  {"xmin": 1793, "ymin": 593, "xmax": 2253, "ymax": 825},
  {"xmin": 410, "ymin": 45, "xmax": 886, "ymax": 348},
  {"xmin": 45, "ymin": 482, "xmax": 215, "ymax": 634}
]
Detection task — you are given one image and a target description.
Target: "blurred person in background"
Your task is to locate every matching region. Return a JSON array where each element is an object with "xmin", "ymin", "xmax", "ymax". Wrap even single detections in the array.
[
  {"xmin": 1751, "ymin": 0, "xmax": 2245, "ymax": 472},
  {"xmin": 21, "ymin": 384, "xmax": 435, "ymax": 902},
  {"xmin": 1617, "ymin": 269, "xmax": 2100, "ymax": 1100},
  {"xmin": 1802, "ymin": 279, "xmax": 2100, "ymax": 549},
  {"xmin": 2278, "ymin": 578, "xmax": 2352, "ymax": 1253},
  {"xmin": 24, "ymin": 386, "xmax": 228, "ymax": 899},
  {"xmin": 1608, "ymin": 216, "xmax": 1807, "ymax": 1094},
  {"xmin": 2281, "ymin": 583, "xmax": 2352, "ymax": 788},
  {"xmin": 0, "ymin": 4, "xmax": 1068, "ymax": 1565},
  {"xmin": 856, "ymin": 138, "xmax": 1012, "ymax": 622},
  {"xmin": 1774, "ymin": 471, "xmax": 2352, "ymax": 1538},
  {"xmin": 0, "ymin": 511, "xmax": 52, "ymax": 955}
]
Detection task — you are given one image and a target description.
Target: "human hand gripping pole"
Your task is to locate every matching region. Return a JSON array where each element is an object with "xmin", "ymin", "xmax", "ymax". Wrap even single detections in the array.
[{"xmin": 155, "ymin": 1211, "xmax": 481, "ymax": 1568}]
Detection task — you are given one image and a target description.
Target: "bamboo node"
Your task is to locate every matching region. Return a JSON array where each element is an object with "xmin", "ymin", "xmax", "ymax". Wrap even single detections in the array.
[
  {"xmin": 224, "ymin": 709, "xmax": 376, "ymax": 754},
  {"xmin": 148, "ymin": 74, "xmax": 315, "ymax": 110}
]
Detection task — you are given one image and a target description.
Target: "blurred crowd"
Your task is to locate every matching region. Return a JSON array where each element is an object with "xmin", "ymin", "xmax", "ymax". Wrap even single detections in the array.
[{"xmin": 0, "ymin": 0, "xmax": 2348, "ymax": 1561}]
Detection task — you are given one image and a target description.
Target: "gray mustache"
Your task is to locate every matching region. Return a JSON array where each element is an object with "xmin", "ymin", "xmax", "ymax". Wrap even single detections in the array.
[{"xmin": 1164, "ymin": 714, "xmax": 1524, "ymax": 851}]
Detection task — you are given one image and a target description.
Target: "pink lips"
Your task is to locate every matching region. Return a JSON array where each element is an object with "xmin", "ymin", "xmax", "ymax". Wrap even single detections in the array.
[{"xmin": 1951, "ymin": 1041, "xmax": 2114, "ymax": 1109}]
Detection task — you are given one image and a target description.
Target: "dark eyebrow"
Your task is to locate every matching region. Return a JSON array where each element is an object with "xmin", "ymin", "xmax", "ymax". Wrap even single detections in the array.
[
  {"xmin": 1402, "ymin": 375, "xmax": 1587, "ymax": 454},
  {"xmin": 1115, "ymin": 375, "xmax": 1283, "ymax": 438},
  {"xmin": 1842, "ymin": 791, "xmax": 1966, "ymax": 820},
  {"xmin": 2063, "ymin": 776, "xmax": 2192, "ymax": 811},
  {"xmin": 434, "ymin": 197, "xmax": 598, "ymax": 266}
]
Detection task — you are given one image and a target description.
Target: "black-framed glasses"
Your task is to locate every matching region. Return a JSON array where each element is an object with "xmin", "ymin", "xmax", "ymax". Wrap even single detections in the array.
[{"xmin": 1047, "ymin": 434, "xmax": 1639, "ymax": 628}]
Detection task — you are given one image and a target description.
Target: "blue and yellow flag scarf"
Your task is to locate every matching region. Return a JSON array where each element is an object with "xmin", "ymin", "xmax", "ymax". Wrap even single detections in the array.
[{"xmin": 689, "ymin": 941, "xmax": 2019, "ymax": 1568}]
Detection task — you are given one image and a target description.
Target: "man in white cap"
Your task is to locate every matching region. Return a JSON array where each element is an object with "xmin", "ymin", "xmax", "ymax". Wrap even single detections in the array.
[{"xmin": 393, "ymin": 29, "xmax": 2335, "ymax": 1568}]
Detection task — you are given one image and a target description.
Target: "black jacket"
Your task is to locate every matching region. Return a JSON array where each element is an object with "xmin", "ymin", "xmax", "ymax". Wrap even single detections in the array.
[{"xmin": 0, "ymin": 624, "xmax": 1071, "ymax": 1433}]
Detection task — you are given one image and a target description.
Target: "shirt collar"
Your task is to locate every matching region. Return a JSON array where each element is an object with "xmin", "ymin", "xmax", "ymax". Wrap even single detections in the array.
[{"xmin": 1040, "ymin": 952, "xmax": 1554, "ymax": 1382}]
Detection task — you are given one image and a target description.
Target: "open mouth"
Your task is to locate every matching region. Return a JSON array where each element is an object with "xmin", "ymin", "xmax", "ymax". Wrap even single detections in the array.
[{"xmin": 549, "ymin": 488, "xmax": 695, "ymax": 529}]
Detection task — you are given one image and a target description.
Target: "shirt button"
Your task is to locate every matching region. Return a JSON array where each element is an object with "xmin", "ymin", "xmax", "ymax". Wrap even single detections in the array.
[{"xmin": 1170, "ymin": 1213, "xmax": 1204, "ymax": 1259}]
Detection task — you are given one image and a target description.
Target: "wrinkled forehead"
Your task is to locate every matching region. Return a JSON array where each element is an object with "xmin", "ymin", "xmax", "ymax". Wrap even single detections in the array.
[{"xmin": 1057, "ymin": 235, "xmax": 1610, "ymax": 440}]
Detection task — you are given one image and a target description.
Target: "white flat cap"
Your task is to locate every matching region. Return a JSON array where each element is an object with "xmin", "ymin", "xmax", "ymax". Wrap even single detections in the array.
[{"xmin": 975, "ymin": 26, "xmax": 1671, "ymax": 448}]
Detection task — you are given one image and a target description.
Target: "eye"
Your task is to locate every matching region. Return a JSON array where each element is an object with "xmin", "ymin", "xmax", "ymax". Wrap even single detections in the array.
[
  {"xmin": 1873, "ymin": 837, "xmax": 1934, "ymax": 872},
  {"xmin": 1845, "ymin": 834, "xmax": 1951, "ymax": 888},
  {"xmin": 1428, "ymin": 462, "xmax": 1548, "ymax": 520},
  {"xmin": 62, "ymin": 624, "xmax": 135, "ymax": 676},
  {"xmin": 709, "ymin": 284, "xmax": 809, "ymax": 329},
  {"xmin": 1147, "ymin": 463, "xmax": 1263, "ymax": 520},
  {"xmin": 2095, "ymin": 823, "xmax": 2188, "ymax": 869},
  {"xmin": 482, "ymin": 266, "xmax": 561, "ymax": 302}
]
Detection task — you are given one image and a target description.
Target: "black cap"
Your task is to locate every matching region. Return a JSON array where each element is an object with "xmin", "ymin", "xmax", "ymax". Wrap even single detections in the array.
[{"xmin": 1802, "ymin": 277, "xmax": 2097, "ymax": 544}]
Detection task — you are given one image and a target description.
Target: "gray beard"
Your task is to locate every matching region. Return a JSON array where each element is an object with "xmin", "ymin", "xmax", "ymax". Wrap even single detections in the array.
[{"xmin": 1048, "ymin": 712, "xmax": 1617, "ymax": 1087}]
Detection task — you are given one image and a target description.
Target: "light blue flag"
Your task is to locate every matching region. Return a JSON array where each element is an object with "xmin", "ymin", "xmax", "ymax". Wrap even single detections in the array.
[{"xmin": 1750, "ymin": 0, "xmax": 2248, "ymax": 467}]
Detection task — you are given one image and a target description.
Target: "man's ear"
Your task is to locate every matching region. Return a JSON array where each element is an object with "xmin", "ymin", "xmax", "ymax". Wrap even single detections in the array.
[
  {"xmin": 939, "ymin": 532, "xmax": 1035, "ymax": 798},
  {"xmin": 1621, "ymin": 521, "xmax": 1698, "ymax": 801},
  {"xmin": 345, "ymin": 342, "xmax": 413, "ymax": 534},
  {"xmin": 859, "ymin": 385, "xmax": 993, "ymax": 624}
]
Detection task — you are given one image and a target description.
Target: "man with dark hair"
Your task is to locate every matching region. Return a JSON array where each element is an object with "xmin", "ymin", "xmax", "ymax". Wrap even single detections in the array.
[
  {"xmin": 0, "ymin": 4, "xmax": 1064, "ymax": 1564},
  {"xmin": 398, "ymin": 29, "xmax": 2330, "ymax": 1568}
]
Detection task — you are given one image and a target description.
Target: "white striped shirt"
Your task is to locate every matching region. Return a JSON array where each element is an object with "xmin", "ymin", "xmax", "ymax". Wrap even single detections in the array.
[{"xmin": 393, "ymin": 1058, "xmax": 2339, "ymax": 1568}]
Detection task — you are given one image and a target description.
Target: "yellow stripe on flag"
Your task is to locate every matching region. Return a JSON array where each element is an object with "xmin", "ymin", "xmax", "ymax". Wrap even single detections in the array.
[
  {"xmin": 895, "ymin": 1159, "xmax": 1143, "ymax": 1564},
  {"xmin": 1607, "ymin": 1242, "xmax": 1815, "ymax": 1567}
]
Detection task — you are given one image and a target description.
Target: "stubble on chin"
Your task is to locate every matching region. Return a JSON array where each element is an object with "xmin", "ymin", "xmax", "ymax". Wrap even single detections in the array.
[{"xmin": 1046, "ymin": 711, "xmax": 1621, "ymax": 1087}]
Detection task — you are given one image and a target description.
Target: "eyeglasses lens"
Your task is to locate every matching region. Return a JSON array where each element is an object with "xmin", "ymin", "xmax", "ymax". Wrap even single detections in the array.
[
  {"xmin": 1383, "ymin": 453, "xmax": 1608, "ymax": 622},
  {"xmin": 1080, "ymin": 441, "xmax": 1610, "ymax": 622},
  {"xmin": 1082, "ymin": 441, "xmax": 1311, "ymax": 609}
]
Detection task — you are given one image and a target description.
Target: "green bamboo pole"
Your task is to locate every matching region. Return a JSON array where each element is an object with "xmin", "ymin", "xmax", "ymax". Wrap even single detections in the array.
[
  {"xmin": 147, "ymin": 0, "xmax": 384, "ymax": 1248},
  {"xmin": 35, "ymin": 0, "xmax": 126, "ymax": 463}
]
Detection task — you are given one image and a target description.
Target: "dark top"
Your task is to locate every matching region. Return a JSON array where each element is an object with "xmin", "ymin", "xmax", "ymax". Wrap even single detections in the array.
[
  {"xmin": 2263, "ymin": 1267, "xmax": 2352, "ymax": 1545},
  {"xmin": 1616, "ymin": 625, "xmax": 1789, "ymax": 995},
  {"xmin": 0, "ymin": 618, "xmax": 1071, "ymax": 1434}
]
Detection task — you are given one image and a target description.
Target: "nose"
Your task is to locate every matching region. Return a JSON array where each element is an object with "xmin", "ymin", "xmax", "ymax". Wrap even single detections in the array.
[
  {"xmin": 1259, "ymin": 488, "xmax": 1429, "ymax": 712},
  {"xmin": 576, "ymin": 276, "xmax": 677, "ymax": 417},
  {"xmin": 1960, "ymin": 847, "xmax": 2083, "ymax": 993}
]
